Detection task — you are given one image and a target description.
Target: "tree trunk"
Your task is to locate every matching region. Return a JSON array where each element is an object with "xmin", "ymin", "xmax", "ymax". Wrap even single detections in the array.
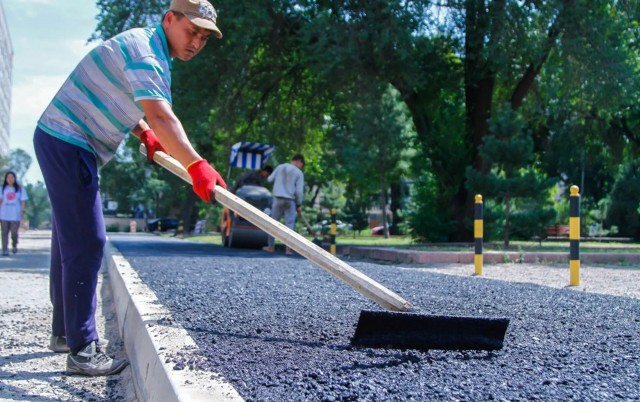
[
  {"xmin": 503, "ymin": 195, "xmax": 511, "ymax": 248},
  {"xmin": 180, "ymin": 192, "xmax": 198, "ymax": 235},
  {"xmin": 510, "ymin": 10, "xmax": 563, "ymax": 110},
  {"xmin": 393, "ymin": 0, "xmax": 566, "ymax": 242},
  {"xmin": 457, "ymin": 0, "xmax": 497, "ymax": 241},
  {"xmin": 389, "ymin": 182, "xmax": 402, "ymax": 235},
  {"xmin": 380, "ymin": 171, "xmax": 389, "ymax": 239}
]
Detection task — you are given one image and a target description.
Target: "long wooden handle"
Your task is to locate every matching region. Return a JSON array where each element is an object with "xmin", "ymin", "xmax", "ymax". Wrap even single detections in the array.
[
  {"xmin": 298, "ymin": 212, "xmax": 317, "ymax": 236},
  {"xmin": 141, "ymin": 145, "xmax": 412, "ymax": 312}
]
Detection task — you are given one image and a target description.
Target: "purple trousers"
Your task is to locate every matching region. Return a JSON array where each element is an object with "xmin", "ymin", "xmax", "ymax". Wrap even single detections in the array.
[{"xmin": 34, "ymin": 127, "xmax": 105, "ymax": 350}]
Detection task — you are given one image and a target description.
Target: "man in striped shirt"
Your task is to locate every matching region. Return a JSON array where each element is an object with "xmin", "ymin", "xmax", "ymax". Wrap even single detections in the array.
[{"xmin": 34, "ymin": 0, "xmax": 225, "ymax": 376}]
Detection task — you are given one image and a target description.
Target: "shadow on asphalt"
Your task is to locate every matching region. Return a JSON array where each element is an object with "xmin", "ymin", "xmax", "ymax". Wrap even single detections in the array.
[
  {"xmin": 110, "ymin": 236, "xmax": 302, "ymax": 260},
  {"xmin": 0, "ymin": 251, "xmax": 50, "ymax": 272}
]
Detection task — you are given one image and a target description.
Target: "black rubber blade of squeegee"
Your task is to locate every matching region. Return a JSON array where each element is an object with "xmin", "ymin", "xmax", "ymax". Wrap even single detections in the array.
[{"xmin": 351, "ymin": 310, "xmax": 509, "ymax": 351}]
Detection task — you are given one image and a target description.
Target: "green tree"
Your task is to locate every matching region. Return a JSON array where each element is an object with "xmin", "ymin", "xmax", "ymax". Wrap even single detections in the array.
[
  {"xmin": 443, "ymin": 0, "xmax": 640, "ymax": 240},
  {"xmin": 466, "ymin": 106, "xmax": 555, "ymax": 246},
  {"xmin": 94, "ymin": 1, "xmax": 339, "ymax": 224},
  {"xmin": 335, "ymin": 85, "xmax": 416, "ymax": 238},
  {"xmin": 606, "ymin": 163, "xmax": 640, "ymax": 240},
  {"xmin": 342, "ymin": 190, "xmax": 370, "ymax": 237},
  {"xmin": 99, "ymin": 137, "xmax": 187, "ymax": 218},
  {"xmin": 1, "ymin": 149, "xmax": 33, "ymax": 181},
  {"xmin": 24, "ymin": 182, "xmax": 51, "ymax": 229},
  {"xmin": 92, "ymin": 0, "xmax": 640, "ymax": 243},
  {"xmin": 408, "ymin": 169, "xmax": 456, "ymax": 242}
]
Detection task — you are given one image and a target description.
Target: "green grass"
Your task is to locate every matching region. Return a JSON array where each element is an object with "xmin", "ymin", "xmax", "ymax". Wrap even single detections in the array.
[
  {"xmin": 187, "ymin": 234, "xmax": 222, "ymax": 244},
  {"xmin": 326, "ymin": 235, "xmax": 415, "ymax": 247},
  {"xmin": 184, "ymin": 232, "xmax": 640, "ymax": 253}
]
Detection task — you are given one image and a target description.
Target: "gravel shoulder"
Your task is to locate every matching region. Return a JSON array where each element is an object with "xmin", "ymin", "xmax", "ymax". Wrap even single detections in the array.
[
  {"xmin": 413, "ymin": 261, "xmax": 640, "ymax": 299},
  {"xmin": 0, "ymin": 231, "xmax": 136, "ymax": 402}
]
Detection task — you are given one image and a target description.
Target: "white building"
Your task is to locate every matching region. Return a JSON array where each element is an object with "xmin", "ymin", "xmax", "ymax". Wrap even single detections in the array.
[{"xmin": 0, "ymin": 0, "xmax": 13, "ymax": 157}]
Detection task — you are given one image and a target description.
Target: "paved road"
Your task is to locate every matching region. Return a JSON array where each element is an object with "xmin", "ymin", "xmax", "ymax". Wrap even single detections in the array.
[{"xmin": 109, "ymin": 234, "xmax": 640, "ymax": 401}]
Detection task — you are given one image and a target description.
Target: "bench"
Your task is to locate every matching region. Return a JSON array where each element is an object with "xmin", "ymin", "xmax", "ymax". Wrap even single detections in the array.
[{"xmin": 545, "ymin": 225, "xmax": 570, "ymax": 237}]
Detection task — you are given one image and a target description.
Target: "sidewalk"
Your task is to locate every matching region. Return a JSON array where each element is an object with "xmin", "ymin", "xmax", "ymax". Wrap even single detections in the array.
[
  {"xmin": 0, "ymin": 230, "xmax": 244, "ymax": 402},
  {"xmin": 0, "ymin": 230, "xmax": 136, "ymax": 401},
  {"xmin": 339, "ymin": 245, "xmax": 640, "ymax": 264}
]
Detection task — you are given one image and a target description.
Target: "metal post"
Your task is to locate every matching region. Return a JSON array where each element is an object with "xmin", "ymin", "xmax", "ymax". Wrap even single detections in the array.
[
  {"xmin": 474, "ymin": 195, "xmax": 483, "ymax": 276},
  {"xmin": 569, "ymin": 185, "xmax": 580, "ymax": 286},
  {"xmin": 330, "ymin": 209, "xmax": 337, "ymax": 256}
]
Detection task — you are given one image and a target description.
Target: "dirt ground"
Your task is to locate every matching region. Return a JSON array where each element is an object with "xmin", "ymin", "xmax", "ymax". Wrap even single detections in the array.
[
  {"xmin": 405, "ymin": 262, "xmax": 640, "ymax": 299},
  {"xmin": 0, "ymin": 232, "xmax": 136, "ymax": 402}
]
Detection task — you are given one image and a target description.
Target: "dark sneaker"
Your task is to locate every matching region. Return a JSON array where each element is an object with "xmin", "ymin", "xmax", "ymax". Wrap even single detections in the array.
[
  {"xmin": 66, "ymin": 341, "xmax": 128, "ymax": 376},
  {"xmin": 12, "ymin": 247, "xmax": 17, "ymax": 254},
  {"xmin": 49, "ymin": 335, "xmax": 70, "ymax": 353}
]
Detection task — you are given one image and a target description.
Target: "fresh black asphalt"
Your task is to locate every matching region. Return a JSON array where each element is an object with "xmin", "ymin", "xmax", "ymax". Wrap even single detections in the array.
[{"xmin": 109, "ymin": 234, "xmax": 640, "ymax": 401}]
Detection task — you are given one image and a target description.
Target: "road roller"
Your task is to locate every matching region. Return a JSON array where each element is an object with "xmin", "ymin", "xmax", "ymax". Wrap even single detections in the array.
[
  {"xmin": 221, "ymin": 141, "xmax": 276, "ymax": 248},
  {"xmin": 221, "ymin": 185, "xmax": 273, "ymax": 248}
]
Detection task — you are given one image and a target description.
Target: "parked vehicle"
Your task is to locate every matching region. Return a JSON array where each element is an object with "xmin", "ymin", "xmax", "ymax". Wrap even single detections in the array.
[
  {"xmin": 370, "ymin": 225, "xmax": 382, "ymax": 235},
  {"xmin": 146, "ymin": 218, "xmax": 179, "ymax": 232}
]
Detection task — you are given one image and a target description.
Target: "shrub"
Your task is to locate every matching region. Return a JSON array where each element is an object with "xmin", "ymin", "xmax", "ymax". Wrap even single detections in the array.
[{"xmin": 606, "ymin": 163, "xmax": 640, "ymax": 240}]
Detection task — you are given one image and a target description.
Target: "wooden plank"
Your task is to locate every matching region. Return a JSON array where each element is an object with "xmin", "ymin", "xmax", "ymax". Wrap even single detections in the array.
[{"xmin": 141, "ymin": 145, "xmax": 412, "ymax": 312}]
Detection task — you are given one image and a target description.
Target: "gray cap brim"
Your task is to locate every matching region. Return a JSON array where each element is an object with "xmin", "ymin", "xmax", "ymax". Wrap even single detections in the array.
[{"xmin": 188, "ymin": 16, "xmax": 223, "ymax": 39}]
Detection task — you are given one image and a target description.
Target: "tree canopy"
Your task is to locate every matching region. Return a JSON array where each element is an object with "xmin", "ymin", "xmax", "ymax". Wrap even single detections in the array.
[{"xmin": 91, "ymin": 0, "xmax": 640, "ymax": 241}]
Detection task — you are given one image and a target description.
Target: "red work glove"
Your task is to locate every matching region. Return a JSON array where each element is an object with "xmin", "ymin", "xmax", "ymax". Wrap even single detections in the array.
[
  {"xmin": 187, "ymin": 159, "xmax": 227, "ymax": 203},
  {"xmin": 140, "ymin": 129, "xmax": 167, "ymax": 162}
]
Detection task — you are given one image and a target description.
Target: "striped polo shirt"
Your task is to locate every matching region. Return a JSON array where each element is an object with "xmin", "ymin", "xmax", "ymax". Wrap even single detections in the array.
[{"xmin": 37, "ymin": 24, "xmax": 172, "ymax": 166}]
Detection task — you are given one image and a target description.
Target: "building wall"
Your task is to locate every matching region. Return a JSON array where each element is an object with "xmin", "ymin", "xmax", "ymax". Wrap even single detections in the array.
[{"xmin": 0, "ymin": 0, "xmax": 13, "ymax": 158}]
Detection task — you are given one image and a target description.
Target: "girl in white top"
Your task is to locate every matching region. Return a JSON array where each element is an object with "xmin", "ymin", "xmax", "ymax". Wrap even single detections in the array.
[{"xmin": 0, "ymin": 171, "xmax": 28, "ymax": 256}]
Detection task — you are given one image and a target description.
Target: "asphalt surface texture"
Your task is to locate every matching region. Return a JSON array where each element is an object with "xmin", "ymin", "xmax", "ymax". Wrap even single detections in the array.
[{"xmin": 110, "ymin": 234, "xmax": 639, "ymax": 402}]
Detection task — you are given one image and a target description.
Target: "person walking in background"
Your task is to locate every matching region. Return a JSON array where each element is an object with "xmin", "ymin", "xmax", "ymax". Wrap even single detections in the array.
[
  {"xmin": 34, "ymin": 0, "xmax": 226, "ymax": 376},
  {"xmin": 0, "ymin": 171, "xmax": 28, "ymax": 256},
  {"xmin": 262, "ymin": 154, "xmax": 305, "ymax": 256}
]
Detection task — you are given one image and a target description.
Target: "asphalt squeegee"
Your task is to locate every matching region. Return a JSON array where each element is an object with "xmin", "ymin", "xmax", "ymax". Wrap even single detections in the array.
[{"xmin": 142, "ymin": 146, "xmax": 509, "ymax": 351}]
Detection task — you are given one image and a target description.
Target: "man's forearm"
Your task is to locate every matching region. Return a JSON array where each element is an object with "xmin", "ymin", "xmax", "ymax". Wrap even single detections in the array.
[
  {"xmin": 138, "ymin": 100, "xmax": 203, "ymax": 168},
  {"xmin": 148, "ymin": 116, "xmax": 202, "ymax": 168}
]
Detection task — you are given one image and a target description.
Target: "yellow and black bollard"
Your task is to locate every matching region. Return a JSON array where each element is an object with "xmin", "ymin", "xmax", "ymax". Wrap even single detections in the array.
[
  {"xmin": 474, "ymin": 195, "xmax": 483, "ymax": 276},
  {"xmin": 569, "ymin": 185, "xmax": 580, "ymax": 286},
  {"xmin": 330, "ymin": 209, "xmax": 337, "ymax": 256}
]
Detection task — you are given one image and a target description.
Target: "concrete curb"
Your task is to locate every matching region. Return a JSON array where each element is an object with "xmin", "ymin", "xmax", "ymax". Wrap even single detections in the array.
[
  {"xmin": 105, "ymin": 240, "xmax": 244, "ymax": 402},
  {"xmin": 340, "ymin": 246, "xmax": 640, "ymax": 265}
]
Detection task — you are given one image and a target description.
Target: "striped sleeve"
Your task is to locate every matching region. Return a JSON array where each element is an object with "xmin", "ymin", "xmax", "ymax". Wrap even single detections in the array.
[
  {"xmin": 37, "ymin": 26, "xmax": 173, "ymax": 166},
  {"xmin": 125, "ymin": 56, "xmax": 172, "ymax": 104}
]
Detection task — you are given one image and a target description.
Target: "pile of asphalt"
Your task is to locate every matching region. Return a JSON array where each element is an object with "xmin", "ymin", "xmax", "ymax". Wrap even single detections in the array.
[{"xmin": 112, "ymin": 237, "xmax": 639, "ymax": 401}]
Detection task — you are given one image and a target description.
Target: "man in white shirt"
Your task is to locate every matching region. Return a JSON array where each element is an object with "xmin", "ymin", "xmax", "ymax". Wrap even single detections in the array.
[{"xmin": 262, "ymin": 154, "xmax": 305, "ymax": 255}]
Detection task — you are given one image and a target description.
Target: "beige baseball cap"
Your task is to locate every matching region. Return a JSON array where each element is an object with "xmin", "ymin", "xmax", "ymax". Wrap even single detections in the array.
[{"xmin": 169, "ymin": 0, "xmax": 222, "ymax": 39}]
